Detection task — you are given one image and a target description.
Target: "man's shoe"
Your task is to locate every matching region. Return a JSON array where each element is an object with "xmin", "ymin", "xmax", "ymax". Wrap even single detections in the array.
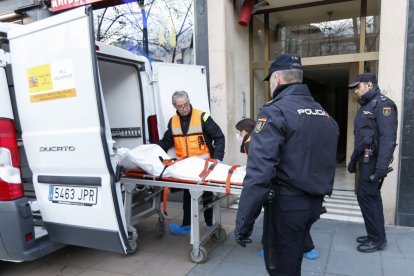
[
  {"xmin": 356, "ymin": 235, "xmax": 370, "ymax": 243},
  {"xmin": 169, "ymin": 224, "xmax": 191, "ymax": 235},
  {"xmin": 357, "ymin": 239, "xmax": 387, "ymax": 253},
  {"xmin": 303, "ymin": 248, "xmax": 319, "ymax": 260}
]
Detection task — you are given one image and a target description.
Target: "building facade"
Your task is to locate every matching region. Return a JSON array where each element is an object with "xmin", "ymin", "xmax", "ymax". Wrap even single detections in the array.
[
  {"xmin": 206, "ymin": 0, "xmax": 413, "ymax": 226},
  {"xmin": 1, "ymin": 0, "xmax": 413, "ymax": 226}
]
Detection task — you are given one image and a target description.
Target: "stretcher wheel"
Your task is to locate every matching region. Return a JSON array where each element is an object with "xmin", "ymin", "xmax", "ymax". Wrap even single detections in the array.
[
  {"xmin": 189, "ymin": 246, "xmax": 208, "ymax": 263},
  {"xmin": 211, "ymin": 227, "xmax": 227, "ymax": 243},
  {"xmin": 127, "ymin": 239, "xmax": 139, "ymax": 254},
  {"xmin": 155, "ymin": 219, "xmax": 165, "ymax": 239},
  {"xmin": 127, "ymin": 228, "xmax": 139, "ymax": 254}
]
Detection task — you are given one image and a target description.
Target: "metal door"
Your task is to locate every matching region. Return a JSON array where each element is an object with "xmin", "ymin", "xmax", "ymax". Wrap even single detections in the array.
[{"xmin": 8, "ymin": 6, "xmax": 132, "ymax": 253}]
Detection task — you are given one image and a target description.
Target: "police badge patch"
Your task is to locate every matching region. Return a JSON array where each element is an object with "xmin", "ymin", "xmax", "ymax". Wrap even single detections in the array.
[
  {"xmin": 255, "ymin": 118, "xmax": 268, "ymax": 133},
  {"xmin": 383, "ymin": 107, "xmax": 392, "ymax": 116}
]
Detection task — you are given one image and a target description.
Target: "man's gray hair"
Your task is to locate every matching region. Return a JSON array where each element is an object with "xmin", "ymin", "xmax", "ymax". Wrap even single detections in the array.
[
  {"xmin": 172, "ymin": 90, "xmax": 190, "ymax": 105},
  {"xmin": 273, "ymin": 69, "xmax": 303, "ymax": 83}
]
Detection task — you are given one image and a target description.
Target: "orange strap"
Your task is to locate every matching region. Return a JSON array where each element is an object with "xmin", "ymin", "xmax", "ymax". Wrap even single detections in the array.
[
  {"xmin": 198, "ymin": 158, "xmax": 210, "ymax": 178},
  {"xmin": 198, "ymin": 158, "xmax": 219, "ymax": 183},
  {"xmin": 161, "ymin": 158, "xmax": 179, "ymax": 167},
  {"xmin": 163, "ymin": 187, "xmax": 169, "ymax": 215},
  {"xmin": 225, "ymin": 165, "xmax": 240, "ymax": 195}
]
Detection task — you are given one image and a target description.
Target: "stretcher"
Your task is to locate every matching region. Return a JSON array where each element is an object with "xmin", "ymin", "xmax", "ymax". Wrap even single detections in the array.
[{"xmin": 120, "ymin": 151, "xmax": 244, "ymax": 263}]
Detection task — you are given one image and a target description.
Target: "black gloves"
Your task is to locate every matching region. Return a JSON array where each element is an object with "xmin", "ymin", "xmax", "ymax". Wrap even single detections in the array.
[
  {"xmin": 375, "ymin": 168, "xmax": 388, "ymax": 179},
  {"xmin": 370, "ymin": 168, "xmax": 388, "ymax": 182},
  {"xmin": 235, "ymin": 231, "xmax": 252, "ymax": 247},
  {"xmin": 347, "ymin": 159, "xmax": 357, "ymax": 173}
]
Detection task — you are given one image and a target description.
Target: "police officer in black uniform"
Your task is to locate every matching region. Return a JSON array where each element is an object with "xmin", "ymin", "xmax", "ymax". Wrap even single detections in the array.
[
  {"xmin": 347, "ymin": 73, "xmax": 398, "ymax": 253},
  {"xmin": 235, "ymin": 53, "xmax": 339, "ymax": 275}
]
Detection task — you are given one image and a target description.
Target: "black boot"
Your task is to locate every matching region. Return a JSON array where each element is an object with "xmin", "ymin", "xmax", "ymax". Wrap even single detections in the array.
[
  {"xmin": 357, "ymin": 239, "xmax": 387, "ymax": 253},
  {"xmin": 356, "ymin": 235, "xmax": 370, "ymax": 244}
]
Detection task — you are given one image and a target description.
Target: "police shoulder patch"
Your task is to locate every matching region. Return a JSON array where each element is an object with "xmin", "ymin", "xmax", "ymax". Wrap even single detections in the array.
[
  {"xmin": 383, "ymin": 107, "xmax": 392, "ymax": 116},
  {"xmin": 255, "ymin": 117, "xmax": 268, "ymax": 133}
]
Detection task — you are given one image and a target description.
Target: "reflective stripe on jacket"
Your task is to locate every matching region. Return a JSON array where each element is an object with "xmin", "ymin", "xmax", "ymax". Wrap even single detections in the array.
[{"xmin": 171, "ymin": 108, "xmax": 210, "ymax": 159}]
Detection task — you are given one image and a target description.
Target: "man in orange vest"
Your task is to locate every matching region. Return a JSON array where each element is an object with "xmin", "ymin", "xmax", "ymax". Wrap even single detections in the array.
[{"xmin": 158, "ymin": 90, "xmax": 225, "ymax": 235}]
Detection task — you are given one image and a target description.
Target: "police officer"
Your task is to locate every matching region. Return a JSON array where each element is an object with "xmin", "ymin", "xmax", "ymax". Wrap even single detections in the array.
[
  {"xmin": 157, "ymin": 90, "xmax": 225, "ymax": 235},
  {"xmin": 347, "ymin": 73, "xmax": 397, "ymax": 253},
  {"xmin": 235, "ymin": 53, "xmax": 339, "ymax": 275}
]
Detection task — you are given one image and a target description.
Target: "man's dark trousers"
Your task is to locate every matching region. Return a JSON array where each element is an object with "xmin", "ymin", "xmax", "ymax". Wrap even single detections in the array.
[
  {"xmin": 357, "ymin": 157, "xmax": 386, "ymax": 242},
  {"xmin": 262, "ymin": 191, "xmax": 323, "ymax": 276}
]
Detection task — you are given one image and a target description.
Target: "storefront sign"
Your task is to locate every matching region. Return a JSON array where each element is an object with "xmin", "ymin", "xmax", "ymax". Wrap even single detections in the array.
[{"xmin": 51, "ymin": 0, "xmax": 135, "ymax": 13}]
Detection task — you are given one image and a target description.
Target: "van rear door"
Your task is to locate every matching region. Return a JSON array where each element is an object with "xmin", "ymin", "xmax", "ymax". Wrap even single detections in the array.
[
  {"xmin": 8, "ymin": 7, "xmax": 132, "ymax": 253},
  {"xmin": 151, "ymin": 62, "xmax": 210, "ymax": 136}
]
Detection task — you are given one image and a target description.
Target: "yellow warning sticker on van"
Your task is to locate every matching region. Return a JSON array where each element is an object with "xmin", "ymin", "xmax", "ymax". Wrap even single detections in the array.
[
  {"xmin": 26, "ymin": 59, "xmax": 77, "ymax": 103},
  {"xmin": 27, "ymin": 64, "xmax": 53, "ymax": 93},
  {"xmin": 30, "ymin": 88, "xmax": 76, "ymax": 103}
]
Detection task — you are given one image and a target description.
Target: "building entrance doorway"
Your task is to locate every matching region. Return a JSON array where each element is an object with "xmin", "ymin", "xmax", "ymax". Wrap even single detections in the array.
[
  {"xmin": 303, "ymin": 63, "xmax": 354, "ymax": 191},
  {"xmin": 303, "ymin": 63, "xmax": 362, "ymax": 222}
]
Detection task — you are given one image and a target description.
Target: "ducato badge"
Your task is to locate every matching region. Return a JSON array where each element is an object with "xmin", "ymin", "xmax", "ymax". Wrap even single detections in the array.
[{"xmin": 40, "ymin": 146, "xmax": 76, "ymax": 152}]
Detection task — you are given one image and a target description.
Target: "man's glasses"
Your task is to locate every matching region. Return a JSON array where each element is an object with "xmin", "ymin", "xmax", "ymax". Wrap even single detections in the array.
[{"xmin": 176, "ymin": 102, "xmax": 190, "ymax": 110}]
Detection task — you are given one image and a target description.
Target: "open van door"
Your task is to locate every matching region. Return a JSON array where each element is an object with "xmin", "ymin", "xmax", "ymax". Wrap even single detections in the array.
[
  {"xmin": 152, "ymin": 62, "xmax": 210, "ymax": 138},
  {"xmin": 8, "ymin": 7, "xmax": 133, "ymax": 253}
]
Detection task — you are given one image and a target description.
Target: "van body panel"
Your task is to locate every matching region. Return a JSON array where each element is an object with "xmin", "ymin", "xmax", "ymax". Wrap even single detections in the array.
[
  {"xmin": 0, "ymin": 67, "xmax": 13, "ymax": 120},
  {"xmin": 7, "ymin": 7, "xmax": 129, "ymax": 253},
  {"xmin": 0, "ymin": 198, "xmax": 64, "ymax": 262},
  {"xmin": 43, "ymin": 222, "xmax": 122, "ymax": 252}
]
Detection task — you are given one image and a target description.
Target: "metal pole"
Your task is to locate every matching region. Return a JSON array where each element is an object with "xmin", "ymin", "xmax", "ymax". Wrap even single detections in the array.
[{"xmin": 138, "ymin": 0, "xmax": 149, "ymax": 57}]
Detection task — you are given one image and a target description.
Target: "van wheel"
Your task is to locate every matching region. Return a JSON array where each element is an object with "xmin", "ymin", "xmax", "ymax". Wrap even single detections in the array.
[
  {"xmin": 189, "ymin": 246, "xmax": 207, "ymax": 263},
  {"xmin": 155, "ymin": 219, "xmax": 165, "ymax": 239},
  {"xmin": 211, "ymin": 227, "xmax": 227, "ymax": 243}
]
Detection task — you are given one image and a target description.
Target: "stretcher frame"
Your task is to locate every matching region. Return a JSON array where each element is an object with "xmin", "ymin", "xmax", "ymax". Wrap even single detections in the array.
[
  {"xmin": 123, "ymin": 183, "xmax": 166, "ymax": 249},
  {"xmin": 121, "ymin": 174, "xmax": 243, "ymax": 263}
]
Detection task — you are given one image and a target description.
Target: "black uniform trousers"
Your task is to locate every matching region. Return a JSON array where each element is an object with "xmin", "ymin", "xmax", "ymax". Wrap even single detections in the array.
[
  {"xmin": 262, "ymin": 190, "xmax": 323, "ymax": 276},
  {"xmin": 357, "ymin": 158, "xmax": 386, "ymax": 242},
  {"xmin": 182, "ymin": 190, "xmax": 213, "ymax": 226}
]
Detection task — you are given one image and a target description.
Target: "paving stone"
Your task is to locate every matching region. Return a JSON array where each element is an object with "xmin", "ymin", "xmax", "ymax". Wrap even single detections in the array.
[
  {"xmin": 382, "ymin": 256, "xmax": 414, "ymax": 276},
  {"xmin": 22, "ymin": 263, "xmax": 85, "ymax": 276},
  {"xmin": 91, "ymin": 251, "xmax": 157, "ymax": 275},
  {"xmin": 207, "ymin": 263, "xmax": 267, "ymax": 276},
  {"xmin": 326, "ymin": 250, "xmax": 382, "ymax": 276},
  {"xmin": 309, "ymin": 232, "xmax": 333, "ymax": 250},
  {"xmin": 132, "ymin": 253, "xmax": 196, "ymax": 276},
  {"xmin": 302, "ymin": 248, "xmax": 328, "ymax": 274},
  {"xmin": 3, "ymin": 205, "xmax": 414, "ymax": 276},
  {"xmin": 78, "ymin": 269, "xmax": 129, "ymax": 276}
]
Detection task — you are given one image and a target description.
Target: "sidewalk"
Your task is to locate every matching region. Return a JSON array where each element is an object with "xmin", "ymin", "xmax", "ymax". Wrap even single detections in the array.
[{"xmin": 1, "ymin": 202, "xmax": 414, "ymax": 276}]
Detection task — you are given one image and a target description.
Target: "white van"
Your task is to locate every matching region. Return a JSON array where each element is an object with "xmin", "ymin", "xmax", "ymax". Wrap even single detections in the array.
[{"xmin": 0, "ymin": 6, "xmax": 210, "ymax": 262}]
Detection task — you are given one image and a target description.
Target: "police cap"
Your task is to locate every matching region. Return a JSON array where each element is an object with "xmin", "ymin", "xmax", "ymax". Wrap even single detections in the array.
[
  {"xmin": 348, "ymin": 73, "xmax": 378, "ymax": 89},
  {"xmin": 263, "ymin": 53, "xmax": 303, "ymax": 81}
]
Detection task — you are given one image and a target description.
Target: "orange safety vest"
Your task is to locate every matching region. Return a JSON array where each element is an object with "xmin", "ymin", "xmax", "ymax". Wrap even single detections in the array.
[{"xmin": 171, "ymin": 108, "xmax": 210, "ymax": 159}]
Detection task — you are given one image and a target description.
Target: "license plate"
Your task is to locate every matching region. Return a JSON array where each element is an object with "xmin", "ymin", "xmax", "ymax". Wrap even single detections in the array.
[{"xmin": 49, "ymin": 185, "xmax": 98, "ymax": 206}]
